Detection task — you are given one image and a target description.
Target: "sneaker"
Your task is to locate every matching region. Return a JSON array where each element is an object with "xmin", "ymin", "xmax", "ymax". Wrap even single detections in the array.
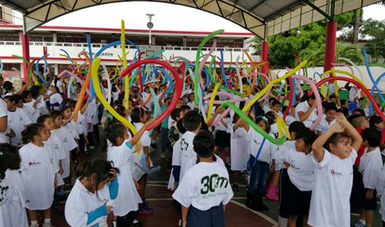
[
  {"xmin": 139, "ymin": 205, "xmax": 154, "ymax": 216},
  {"xmin": 132, "ymin": 219, "xmax": 142, "ymax": 226},
  {"xmin": 266, "ymin": 185, "xmax": 279, "ymax": 201},
  {"xmin": 178, "ymin": 219, "xmax": 182, "ymax": 226}
]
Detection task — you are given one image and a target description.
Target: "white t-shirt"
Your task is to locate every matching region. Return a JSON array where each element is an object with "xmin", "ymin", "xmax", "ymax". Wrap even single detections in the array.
[
  {"xmin": 246, "ymin": 129, "xmax": 277, "ymax": 164},
  {"xmin": 45, "ymin": 131, "xmax": 65, "ymax": 184},
  {"xmin": 376, "ymin": 165, "xmax": 385, "ymax": 221},
  {"xmin": 19, "ymin": 143, "xmax": 56, "ymax": 210},
  {"xmin": 0, "ymin": 169, "xmax": 28, "ymax": 227},
  {"xmin": 22, "ymin": 103, "xmax": 39, "ymax": 123},
  {"xmin": 107, "ymin": 140, "xmax": 142, "ymax": 216},
  {"xmin": 49, "ymin": 93, "xmax": 63, "ymax": 107},
  {"xmin": 172, "ymin": 162, "xmax": 233, "ymax": 211},
  {"xmin": 0, "ymin": 99, "xmax": 8, "ymax": 143},
  {"xmin": 53, "ymin": 127, "xmax": 78, "ymax": 178},
  {"xmin": 295, "ymin": 101, "xmax": 317, "ymax": 128},
  {"xmin": 279, "ymin": 148, "xmax": 315, "ymax": 191},
  {"xmin": 65, "ymin": 179, "xmax": 111, "ymax": 227},
  {"xmin": 358, "ymin": 147, "xmax": 383, "ymax": 189},
  {"xmin": 315, "ymin": 114, "xmax": 336, "ymax": 133},
  {"xmin": 180, "ymin": 131, "xmax": 197, "ymax": 182},
  {"xmin": 230, "ymin": 125, "xmax": 249, "ymax": 171},
  {"xmin": 8, "ymin": 108, "xmax": 32, "ymax": 145},
  {"xmin": 308, "ymin": 149, "xmax": 357, "ymax": 227}
]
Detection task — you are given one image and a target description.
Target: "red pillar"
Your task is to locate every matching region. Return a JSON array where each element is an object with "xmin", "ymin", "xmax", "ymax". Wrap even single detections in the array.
[
  {"xmin": 261, "ymin": 40, "xmax": 269, "ymax": 75},
  {"xmin": 324, "ymin": 21, "xmax": 337, "ymax": 73},
  {"xmin": 21, "ymin": 34, "xmax": 30, "ymax": 79}
]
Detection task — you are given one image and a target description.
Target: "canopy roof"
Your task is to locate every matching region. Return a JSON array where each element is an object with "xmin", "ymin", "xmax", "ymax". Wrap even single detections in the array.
[{"xmin": 0, "ymin": 0, "xmax": 381, "ymax": 37}]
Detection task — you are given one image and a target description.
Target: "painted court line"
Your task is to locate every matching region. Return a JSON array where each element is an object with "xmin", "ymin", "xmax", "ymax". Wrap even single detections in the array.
[{"xmin": 230, "ymin": 200, "xmax": 278, "ymax": 226}]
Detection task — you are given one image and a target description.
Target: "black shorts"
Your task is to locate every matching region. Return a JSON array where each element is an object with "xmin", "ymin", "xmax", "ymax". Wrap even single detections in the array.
[
  {"xmin": 187, "ymin": 203, "xmax": 225, "ymax": 227},
  {"xmin": 362, "ymin": 189, "xmax": 377, "ymax": 210},
  {"xmin": 350, "ymin": 166, "xmax": 365, "ymax": 212},
  {"xmin": 214, "ymin": 130, "xmax": 230, "ymax": 148},
  {"xmin": 279, "ymin": 169, "xmax": 311, "ymax": 217}
]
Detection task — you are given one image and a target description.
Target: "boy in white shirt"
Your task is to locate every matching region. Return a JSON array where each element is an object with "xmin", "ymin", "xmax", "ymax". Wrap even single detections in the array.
[
  {"xmin": 173, "ymin": 130, "xmax": 233, "ymax": 227},
  {"xmin": 295, "ymin": 94, "xmax": 317, "ymax": 128},
  {"xmin": 358, "ymin": 128, "xmax": 383, "ymax": 227},
  {"xmin": 315, "ymin": 103, "xmax": 337, "ymax": 134},
  {"xmin": 309, "ymin": 113, "xmax": 362, "ymax": 227}
]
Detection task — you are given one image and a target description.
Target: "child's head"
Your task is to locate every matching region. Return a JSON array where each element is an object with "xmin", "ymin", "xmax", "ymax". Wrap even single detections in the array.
[
  {"xmin": 63, "ymin": 105, "xmax": 72, "ymax": 119},
  {"xmin": 369, "ymin": 115, "xmax": 383, "ymax": 130},
  {"xmin": 3, "ymin": 81, "xmax": 14, "ymax": 94},
  {"xmin": 288, "ymin": 121, "xmax": 307, "ymax": 140},
  {"xmin": 104, "ymin": 123, "xmax": 127, "ymax": 146},
  {"xmin": 77, "ymin": 159, "xmax": 119, "ymax": 193},
  {"xmin": 22, "ymin": 123, "xmax": 50, "ymax": 144},
  {"xmin": 352, "ymin": 108, "xmax": 366, "ymax": 116},
  {"xmin": 183, "ymin": 110, "xmax": 202, "ymax": 132},
  {"xmin": 130, "ymin": 107, "xmax": 149, "ymax": 123},
  {"xmin": 176, "ymin": 119, "xmax": 186, "ymax": 134},
  {"xmin": 362, "ymin": 128, "xmax": 382, "ymax": 148},
  {"xmin": 0, "ymin": 143, "xmax": 21, "ymax": 180},
  {"xmin": 3, "ymin": 95, "xmax": 16, "ymax": 111},
  {"xmin": 348, "ymin": 114, "xmax": 369, "ymax": 129},
  {"xmin": 170, "ymin": 108, "xmax": 182, "ymax": 121},
  {"xmin": 325, "ymin": 133, "xmax": 353, "ymax": 159},
  {"xmin": 37, "ymin": 114, "xmax": 54, "ymax": 131},
  {"xmin": 179, "ymin": 104, "xmax": 191, "ymax": 118},
  {"xmin": 295, "ymin": 129, "xmax": 317, "ymax": 153},
  {"xmin": 325, "ymin": 103, "xmax": 338, "ymax": 122},
  {"xmin": 13, "ymin": 95, "xmax": 24, "ymax": 108},
  {"xmin": 255, "ymin": 116, "xmax": 270, "ymax": 133},
  {"xmin": 271, "ymin": 100, "xmax": 281, "ymax": 113},
  {"xmin": 51, "ymin": 111, "xmax": 64, "ymax": 128},
  {"xmin": 164, "ymin": 97, "xmax": 172, "ymax": 106},
  {"xmin": 329, "ymin": 94, "xmax": 337, "ymax": 104},
  {"xmin": 193, "ymin": 130, "xmax": 215, "ymax": 158},
  {"xmin": 30, "ymin": 85, "xmax": 42, "ymax": 99},
  {"xmin": 21, "ymin": 90, "xmax": 32, "ymax": 103}
]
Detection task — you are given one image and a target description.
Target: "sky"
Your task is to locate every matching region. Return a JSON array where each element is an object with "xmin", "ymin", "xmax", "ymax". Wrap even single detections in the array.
[{"xmin": 12, "ymin": 2, "xmax": 385, "ymax": 32}]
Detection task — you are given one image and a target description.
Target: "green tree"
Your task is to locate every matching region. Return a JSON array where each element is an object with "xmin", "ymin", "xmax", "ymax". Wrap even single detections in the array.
[{"xmin": 361, "ymin": 19, "xmax": 385, "ymax": 63}]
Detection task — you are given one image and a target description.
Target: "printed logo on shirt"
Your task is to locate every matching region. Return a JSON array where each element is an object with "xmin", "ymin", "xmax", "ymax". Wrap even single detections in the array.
[
  {"xmin": 200, "ymin": 174, "xmax": 229, "ymax": 196},
  {"xmin": 29, "ymin": 161, "xmax": 41, "ymax": 166},
  {"xmin": 181, "ymin": 138, "xmax": 189, "ymax": 151},
  {"xmin": 330, "ymin": 169, "xmax": 342, "ymax": 175},
  {"xmin": 19, "ymin": 116, "xmax": 23, "ymax": 122},
  {"xmin": 0, "ymin": 184, "xmax": 9, "ymax": 205}
]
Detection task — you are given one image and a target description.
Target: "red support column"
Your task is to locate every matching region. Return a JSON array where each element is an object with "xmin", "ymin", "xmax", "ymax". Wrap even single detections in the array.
[
  {"xmin": 324, "ymin": 21, "xmax": 337, "ymax": 73},
  {"xmin": 261, "ymin": 40, "xmax": 269, "ymax": 75},
  {"xmin": 21, "ymin": 34, "xmax": 30, "ymax": 78}
]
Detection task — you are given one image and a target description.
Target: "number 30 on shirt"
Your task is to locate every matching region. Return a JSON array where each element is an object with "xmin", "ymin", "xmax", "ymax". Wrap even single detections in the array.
[{"xmin": 200, "ymin": 174, "xmax": 228, "ymax": 195}]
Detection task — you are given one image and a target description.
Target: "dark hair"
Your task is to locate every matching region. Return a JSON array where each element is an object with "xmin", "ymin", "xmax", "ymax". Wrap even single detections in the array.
[
  {"xmin": 21, "ymin": 90, "xmax": 32, "ymax": 102},
  {"xmin": 325, "ymin": 103, "xmax": 338, "ymax": 113},
  {"xmin": 362, "ymin": 128, "xmax": 382, "ymax": 147},
  {"xmin": 183, "ymin": 110, "xmax": 201, "ymax": 131},
  {"xmin": 104, "ymin": 123, "xmax": 126, "ymax": 145},
  {"xmin": 193, "ymin": 130, "xmax": 215, "ymax": 158},
  {"xmin": 255, "ymin": 115, "xmax": 270, "ymax": 133},
  {"xmin": 2, "ymin": 81, "xmax": 13, "ymax": 93},
  {"xmin": 296, "ymin": 129, "xmax": 318, "ymax": 146},
  {"xmin": 3, "ymin": 95, "xmax": 15, "ymax": 104},
  {"xmin": 13, "ymin": 95, "xmax": 23, "ymax": 104},
  {"xmin": 170, "ymin": 108, "xmax": 181, "ymax": 121},
  {"xmin": 51, "ymin": 110, "xmax": 63, "ymax": 120},
  {"xmin": 176, "ymin": 119, "xmax": 186, "ymax": 134},
  {"xmin": 352, "ymin": 108, "xmax": 366, "ymax": 117},
  {"xmin": 30, "ymin": 85, "xmax": 42, "ymax": 99},
  {"xmin": 37, "ymin": 114, "xmax": 52, "ymax": 124},
  {"xmin": 271, "ymin": 99, "xmax": 281, "ymax": 107},
  {"xmin": 180, "ymin": 104, "xmax": 191, "ymax": 113},
  {"xmin": 369, "ymin": 115, "xmax": 383, "ymax": 128},
  {"xmin": 265, "ymin": 111, "xmax": 277, "ymax": 123},
  {"xmin": 76, "ymin": 159, "xmax": 119, "ymax": 192},
  {"xmin": 348, "ymin": 114, "xmax": 366, "ymax": 128},
  {"xmin": 0, "ymin": 143, "xmax": 21, "ymax": 179},
  {"xmin": 22, "ymin": 123, "xmax": 44, "ymax": 144},
  {"xmin": 130, "ymin": 108, "xmax": 146, "ymax": 123},
  {"xmin": 325, "ymin": 133, "xmax": 351, "ymax": 151},
  {"xmin": 288, "ymin": 121, "xmax": 307, "ymax": 134}
]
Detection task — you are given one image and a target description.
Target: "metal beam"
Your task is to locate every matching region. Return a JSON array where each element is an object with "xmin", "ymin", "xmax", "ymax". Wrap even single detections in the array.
[
  {"xmin": 249, "ymin": 0, "xmax": 268, "ymax": 12},
  {"xmin": 302, "ymin": 0, "xmax": 333, "ymax": 21},
  {"xmin": 0, "ymin": 0, "xmax": 27, "ymax": 13},
  {"xmin": 264, "ymin": 1, "xmax": 306, "ymax": 21}
]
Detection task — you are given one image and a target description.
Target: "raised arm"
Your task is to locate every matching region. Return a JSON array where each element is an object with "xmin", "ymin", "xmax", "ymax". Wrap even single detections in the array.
[
  {"xmin": 312, "ymin": 123, "xmax": 344, "ymax": 162},
  {"xmin": 335, "ymin": 112, "xmax": 362, "ymax": 151}
]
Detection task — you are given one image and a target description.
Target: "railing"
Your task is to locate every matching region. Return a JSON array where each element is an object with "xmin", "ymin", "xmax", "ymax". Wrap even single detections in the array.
[{"xmin": 0, "ymin": 41, "xmax": 249, "ymax": 53}]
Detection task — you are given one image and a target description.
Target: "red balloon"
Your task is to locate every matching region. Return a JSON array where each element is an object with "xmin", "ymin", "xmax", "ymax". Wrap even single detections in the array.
[
  {"xmin": 120, "ymin": 59, "xmax": 183, "ymax": 130},
  {"xmin": 314, "ymin": 77, "xmax": 385, "ymax": 122}
]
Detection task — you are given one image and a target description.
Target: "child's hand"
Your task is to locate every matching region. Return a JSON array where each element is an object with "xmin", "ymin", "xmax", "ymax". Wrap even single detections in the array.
[
  {"xmin": 335, "ymin": 112, "xmax": 348, "ymax": 125},
  {"xmin": 107, "ymin": 206, "xmax": 113, "ymax": 214},
  {"xmin": 331, "ymin": 122, "xmax": 345, "ymax": 133},
  {"xmin": 59, "ymin": 166, "xmax": 64, "ymax": 175},
  {"xmin": 144, "ymin": 119, "xmax": 156, "ymax": 129}
]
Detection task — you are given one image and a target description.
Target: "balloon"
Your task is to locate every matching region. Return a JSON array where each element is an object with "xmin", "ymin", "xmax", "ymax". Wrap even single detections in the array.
[
  {"xmin": 207, "ymin": 83, "xmax": 220, "ymax": 122},
  {"xmin": 101, "ymin": 63, "xmax": 112, "ymax": 104},
  {"xmin": 60, "ymin": 49, "xmax": 74, "ymax": 65},
  {"xmin": 73, "ymin": 53, "xmax": 92, "ymax": 122},
  {"xmin": 35, "ymin": 54, "xmax": 49, "ymax": 84},
  {"xmin": 315, "ymin": 77, "xmax": 385, "ymax": 122},
  {"xmin": 221, "ymin": 102, "xmax": 287, "ymax": 145},
  {"xmin": 0, "ymin": 59, "xmax": 3, "ymax": 75},
  {"xmin": 194, "ymin": 29, "xmax": 224, "ymax": 107},
  {"xmin": 120, "ymin": 59, "xmax": 183, "ymax": 130},
  {"xmin": 219, "ymin": 50, "xmax": 229, "ymax": 88},
  {"xmin": 242, "ymin": 60, "xmax": 308, "ymax": 112}
]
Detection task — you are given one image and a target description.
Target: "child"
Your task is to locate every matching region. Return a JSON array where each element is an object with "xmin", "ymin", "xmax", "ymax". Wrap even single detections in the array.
[
  {"xmin": 173, "ymin": 130, "xmax": 233, "ymax": 227},
  {"xmin": 278, "ymin": 129, "xmax": 317, "ymax": 227},
  {"xmin": 358, "ymin": 128, "xmax": 383, "ymax": 227},
  {"xmin": 308, "ymin": 112, "xmax": 362, "ymax": 227},
  {"xmin": 315, "ymin": 103, "xmax": 337, "ymax": 134},
  {"xmin": 4, "ymin": 95, "xmax": 32, "ymax": 146},
  {"xmin": 295, "ymin": 93, "xmax": 317, "ymax": 128},
  {"xmin": 19, "ymin": 123, "xmax": 57, "ymax": 227},
  {"xmin": 179, "ymin": 110, "xmax": 202, "ymax": 181},
  {"xmin": 229, "ymin": 114, "xmax": 249, "ymax": 173},
  {"xmin": 0, "ymin": 96, "xmax": 8, "ymax": 143},
  {"xmin": 51, "ymin": 110, "xmax": 78, "ymax": 182},
  {"xmin": 105, "ymin": 120, "xmax": 154, "ymax": 226},
  {"xmin": 0, "ymin": 143, "xmax": 28, "ymax": 227},
  {"xmin": 235, "ymin": 115, "xmax": 276, "ymax": 211},
  {"xmin": 21, "ymin": 90, "xmax": 40, "ymax": 123},
  {"xmin": 65, "ymin": 159, "xmax": 119, "ymax": 227}
]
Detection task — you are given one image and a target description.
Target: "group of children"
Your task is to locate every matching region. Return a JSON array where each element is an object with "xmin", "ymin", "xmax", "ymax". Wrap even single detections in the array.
[{"xmin": 0, "ymin": 73, "xmax": 385, "ymax": 227}]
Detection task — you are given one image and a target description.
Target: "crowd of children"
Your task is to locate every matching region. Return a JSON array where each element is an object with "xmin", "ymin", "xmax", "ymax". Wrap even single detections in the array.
[{"xmin": 1, "ymin": 72, "xmax": 385, "ymax": 227}]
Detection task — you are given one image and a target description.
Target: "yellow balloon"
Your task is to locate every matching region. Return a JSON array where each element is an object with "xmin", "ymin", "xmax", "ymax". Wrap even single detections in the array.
[
  {"xmin": 207, "ymin": 83, "xmax": 220, "ymax": 123},
  {"xmin": 92, "ymin": 57, "xmax": 138, "ymax": 135},
  {"xmin": 320, "ymin": 68, "xmax": 367, "ymax": 97},
  {"xmin": 242, "ymin": 60, "xmax": 308, "ymax": 112}
]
